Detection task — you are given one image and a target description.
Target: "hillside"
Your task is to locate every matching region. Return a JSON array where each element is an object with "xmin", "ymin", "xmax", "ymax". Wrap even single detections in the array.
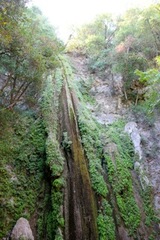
[{"xmin": 0, "ymin": 1, "xmax": 160, "ymax": 240}]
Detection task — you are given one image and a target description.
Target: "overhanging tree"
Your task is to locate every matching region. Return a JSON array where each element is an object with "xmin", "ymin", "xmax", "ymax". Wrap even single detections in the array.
[{"xmin": 0, "ymin": 3, "xmax": 63, "ymax": 109}]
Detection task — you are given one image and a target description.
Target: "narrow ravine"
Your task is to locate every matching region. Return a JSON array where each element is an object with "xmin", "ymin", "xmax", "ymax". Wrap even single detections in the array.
[
  {"xmin": 3, "ymin": 55, "xmax": 159, "ymax": 240},
  {"xmin": 1, "ymin": 2, "xmax": 160, "ymax": 239},
  {"xmin": 66, "ymin": 53, "xmax": 160, "ymax": 239},
  {"xmin": 60, "ymin": 80, "xmax": 98, "ymax": 240}
]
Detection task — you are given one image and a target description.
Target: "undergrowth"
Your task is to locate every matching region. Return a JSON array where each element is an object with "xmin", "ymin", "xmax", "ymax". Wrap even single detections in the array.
[
  {"xmin": 0, "ymin": 109, "xmax": 46, "ymax": 238},
  {"xmin": 77, "ymin": 102, "xmax": 116, "ymax": 239},
  {"xmin": 40, "ymin": 70, "xmax": 65, "ymax": 239},
  {"xmin": 78, "ymin": 105, "xmax": 108, "ymax": 197},
  {"xmin": 105, "ymin": 120, "xmax": 141, "ymax": 235},
  {"xmin": 97, "ymin": 199, "xmax": 116, "ymax": 240}
]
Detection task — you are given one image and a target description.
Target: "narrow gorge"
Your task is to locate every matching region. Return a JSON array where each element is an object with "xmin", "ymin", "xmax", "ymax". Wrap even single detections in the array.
[
  {"xmin": 1, "ymin": 2, "xmax": 160, "ymax": 239},
  {"xmin": 1, "ymin": 54, "xmax": 159, "ymax": 240}
]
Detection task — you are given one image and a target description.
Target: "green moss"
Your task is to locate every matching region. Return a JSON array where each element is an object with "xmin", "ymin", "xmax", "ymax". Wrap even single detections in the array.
[
  {"xmin": 105, "ymin": 121, "xmax": 141, "ymax": 235},
  {"xmin": 46, "ymin": 137, "xmax": 64, "ymax": 177},
  {"xmin": 78, "ymin": 106, "xmax": 108, "ymax": 197},
  {"xmin": 53, "ymin": 178, "xmax": 65, "ymax": 190},
  {"xmin": 41, "ymin": 72, "xmax": 65, "ymax": 239},
  {"xmin": 51, "ymin": 191, "xmax": 64, "ymax": 230},
  {"xmin": 141, "ymin": 186, "xmax": 157, "ymax": 227},
  {"xmin": 97, "ymin": 200, "xmax": 116, "ymax": 240},
  {"xmin": 0, "ymin": 110, "xmax": 46, "ymax": 238}
]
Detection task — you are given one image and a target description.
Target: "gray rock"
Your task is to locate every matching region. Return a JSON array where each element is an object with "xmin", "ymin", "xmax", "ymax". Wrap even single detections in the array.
[
  {"xmin": 134, "ymin": 161, "xmax": 140, "ymax": 170},
  {"xmin": 124, "ymin": 122, "xmax": 142, "ymax": 160},
  {"xmin": 125, "ymin": 122, "xmax": 150, "ymax": 189},
  {"xmin": 11, "ymin": 218, "xmax": 34, "ymax": 240},
  {"xmin": 113, "ymin": 75, "xmax": 123, "ymax": 96}
]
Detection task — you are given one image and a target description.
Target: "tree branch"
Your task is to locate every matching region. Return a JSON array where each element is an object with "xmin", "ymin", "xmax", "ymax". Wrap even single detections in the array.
[
  {"xmin": 0, "ymin": 73, "xmax": 12, "ymax": 93},
  {"xmin": 7, "ymin": 81, "xmax": 31, "ymax": 109}
]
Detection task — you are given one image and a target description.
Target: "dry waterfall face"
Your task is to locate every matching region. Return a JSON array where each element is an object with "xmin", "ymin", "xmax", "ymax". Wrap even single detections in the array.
[
  {"xmin": 1, "ymin": 54, "xmax": 160, "ymax": 240},
  {"xmin": 60, "ymin": 81, "xmax": 98, "ymax": 240},
  {"xmin": 68, "ymin": 53, "xmax": 160, "ymax": 238},
  {"xmin": 69, "ymin": 53, "xmax": 160, "ymax": 216}
]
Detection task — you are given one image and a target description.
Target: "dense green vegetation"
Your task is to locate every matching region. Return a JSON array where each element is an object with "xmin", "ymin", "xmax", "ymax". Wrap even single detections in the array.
[
  {"xmin": 68, "ymin": 3, "xmax": 160, "ymax": 110},
  {"xmin": 78, "ymin": 100, "xmax": 139, "ymax": 238},
  {"xmin": 76, "ymin": 71, "xmax": 157, "ymax": 237},
  {"xmin": 76, "ymin": 88, "xmax": 141, "ymax": 238},
  {"xmin": 78, "ymin": 105, "xmax": 107, "ymax": 197},
  {"xmin": 77, "ymin": 95, "xmax": 116, "ymax": 239},
  {"xmin": 135, "ymin": 57, "xmax": 160, "ymax": 114},
  {"xmin": 0, "ymin": 1, "xmax": 64, "ymax": 238},
  {"xmin": 0, "ymin": 109, "xmax": 46, "ymax": 238},
  {"xmin": 0, "ymin": 1, "xmax": 159, "ymax": 239},
  {"xmin": 0, "ymin": 0, "xmax": 63, "ymax": 109},
  {"xmin": 105, "ymin": 121, "xmax": 141, "ymax": 235},
  {"xmin": 41, "ymin": 72, "xmax": 64, "ymax": 240}
]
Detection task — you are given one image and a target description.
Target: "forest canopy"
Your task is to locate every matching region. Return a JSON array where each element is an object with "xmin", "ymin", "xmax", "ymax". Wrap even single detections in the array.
[
  {"xmin": 0, "ymin": 0, "xmax": 63, "ymax": 109},
  {"xmin": 1, "ymin": 1, "xmax": 160, "ymax": 113},
  {"xmin": 67, "ymin": 3, "xmax": 160, "ymax": 112}
]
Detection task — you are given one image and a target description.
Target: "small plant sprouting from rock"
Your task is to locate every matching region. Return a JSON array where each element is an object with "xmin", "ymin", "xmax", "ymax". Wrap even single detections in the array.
[{"xmin": 62, "ymin": 132, "xmax": 72, "ymax": 151}]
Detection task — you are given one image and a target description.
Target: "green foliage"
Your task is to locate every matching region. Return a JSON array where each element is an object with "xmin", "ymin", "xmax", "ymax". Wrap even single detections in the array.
[
  {"xmin": 46, "ymin": 137, "xmax": 64, "ymax": 176},
  {"xmin": 51, "ymin": 190, "xmax": 64, "ymax": 231},
  {"xmin": 112, "ymin": 5, "xmax": 160, "ymax": 101},
  {"xmin": 55, "ymin": 229, "xmax": 64, "ymax": 240},
  {"xmin": 61, "ymin": 131, "xmax": 72, "ymax": 150},
  {"xmin": 105, "ymin": 120, "xmax": 141, "ymax": 235},
  {"xmin": 15, "ymin": 116, "xmax": 45, "ymax": 175},
  {"xmin": 0, "ymin": 109, "xmax": 46, "ymax": 238},
  {"xmin": 74, "ymin": 75, "xmax": 95, "ymax": 104},
  {"xmin": 67, "ymin": 14, "xmax": 116, "ymax": 76},
  {"xmin": 68, "ymin": 3, "xmax": 160, "ymax": 103},
  {"xmin": 88, "ymin": 48, "xmax": 114, "ymax": 76},
  {"xmin": 41, "ymin": 72, "xmax": 65, "ymax": 239},
  {"xmin": 107, "ymin": 120, "xmax": 134, "ymax": 164},
  {"xmin": 78, "ymin": 106, "xmax": 108, "ymax": 197},
  {"xmin": 0, "ymin": 3, "xmax": 63, "ymax": 108},
  {"xmin": 135, "ymin": 65, "xmax": 160, "ymax": 113},
  {"xmin": 0, "ymin": 0, "xmax": 27, "ymax": 45},
  {"xmin": 141, "ymin": 186, "xmax": 157, "ymax": 227},
  {"xmin": 68, "ymin": 13, "xmax": 115, "ymax": 54},
  {"xmin": 97, "ymin": 200, "xmax": 116, "ymax": 240}
]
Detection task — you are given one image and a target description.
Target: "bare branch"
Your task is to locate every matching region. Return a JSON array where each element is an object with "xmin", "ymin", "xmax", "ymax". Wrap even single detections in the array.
[
  {"xmin": 0, "ymin": 73, "xmax": 12, "ymax": 93},
  {"xmin": 7, "ymin": 81, "xmax": 31, "ymax": 109}
]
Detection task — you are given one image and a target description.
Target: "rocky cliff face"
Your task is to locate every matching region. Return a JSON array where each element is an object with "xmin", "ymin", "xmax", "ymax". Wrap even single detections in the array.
[
  {"xmin": 69, "ymin": 52, "xmax": 160, "ymax": 239},
  {"xmin": 0, "ymin": 54, "xmax": 159, "ymax": 239},
  {"xmin": 60, "ymin": 80, "xmax": 98, "ymax": 240}
]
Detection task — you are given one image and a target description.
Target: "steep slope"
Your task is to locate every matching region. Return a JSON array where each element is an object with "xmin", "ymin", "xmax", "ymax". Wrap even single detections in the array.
[
  {"xmin": 68, "ymin": 52, "xmax": 160, "ymax": 239},
  {"xmin": 60, "ymin": 80, "xmax": 98, "ymax": 240},
  {"xmin": 68, "ymin": 52, "xmax": 124, "ymax": 124},
  {"xmin": 131, "ymin": 112, "xmax": 160, "ymax": 219},
  {"xmin": 1, "ymin": 54, "xmax": 159, "ymax": 240},
  {"xmin": 41, "ymin": 62, "xmax": 98, "ymax": 240}
]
